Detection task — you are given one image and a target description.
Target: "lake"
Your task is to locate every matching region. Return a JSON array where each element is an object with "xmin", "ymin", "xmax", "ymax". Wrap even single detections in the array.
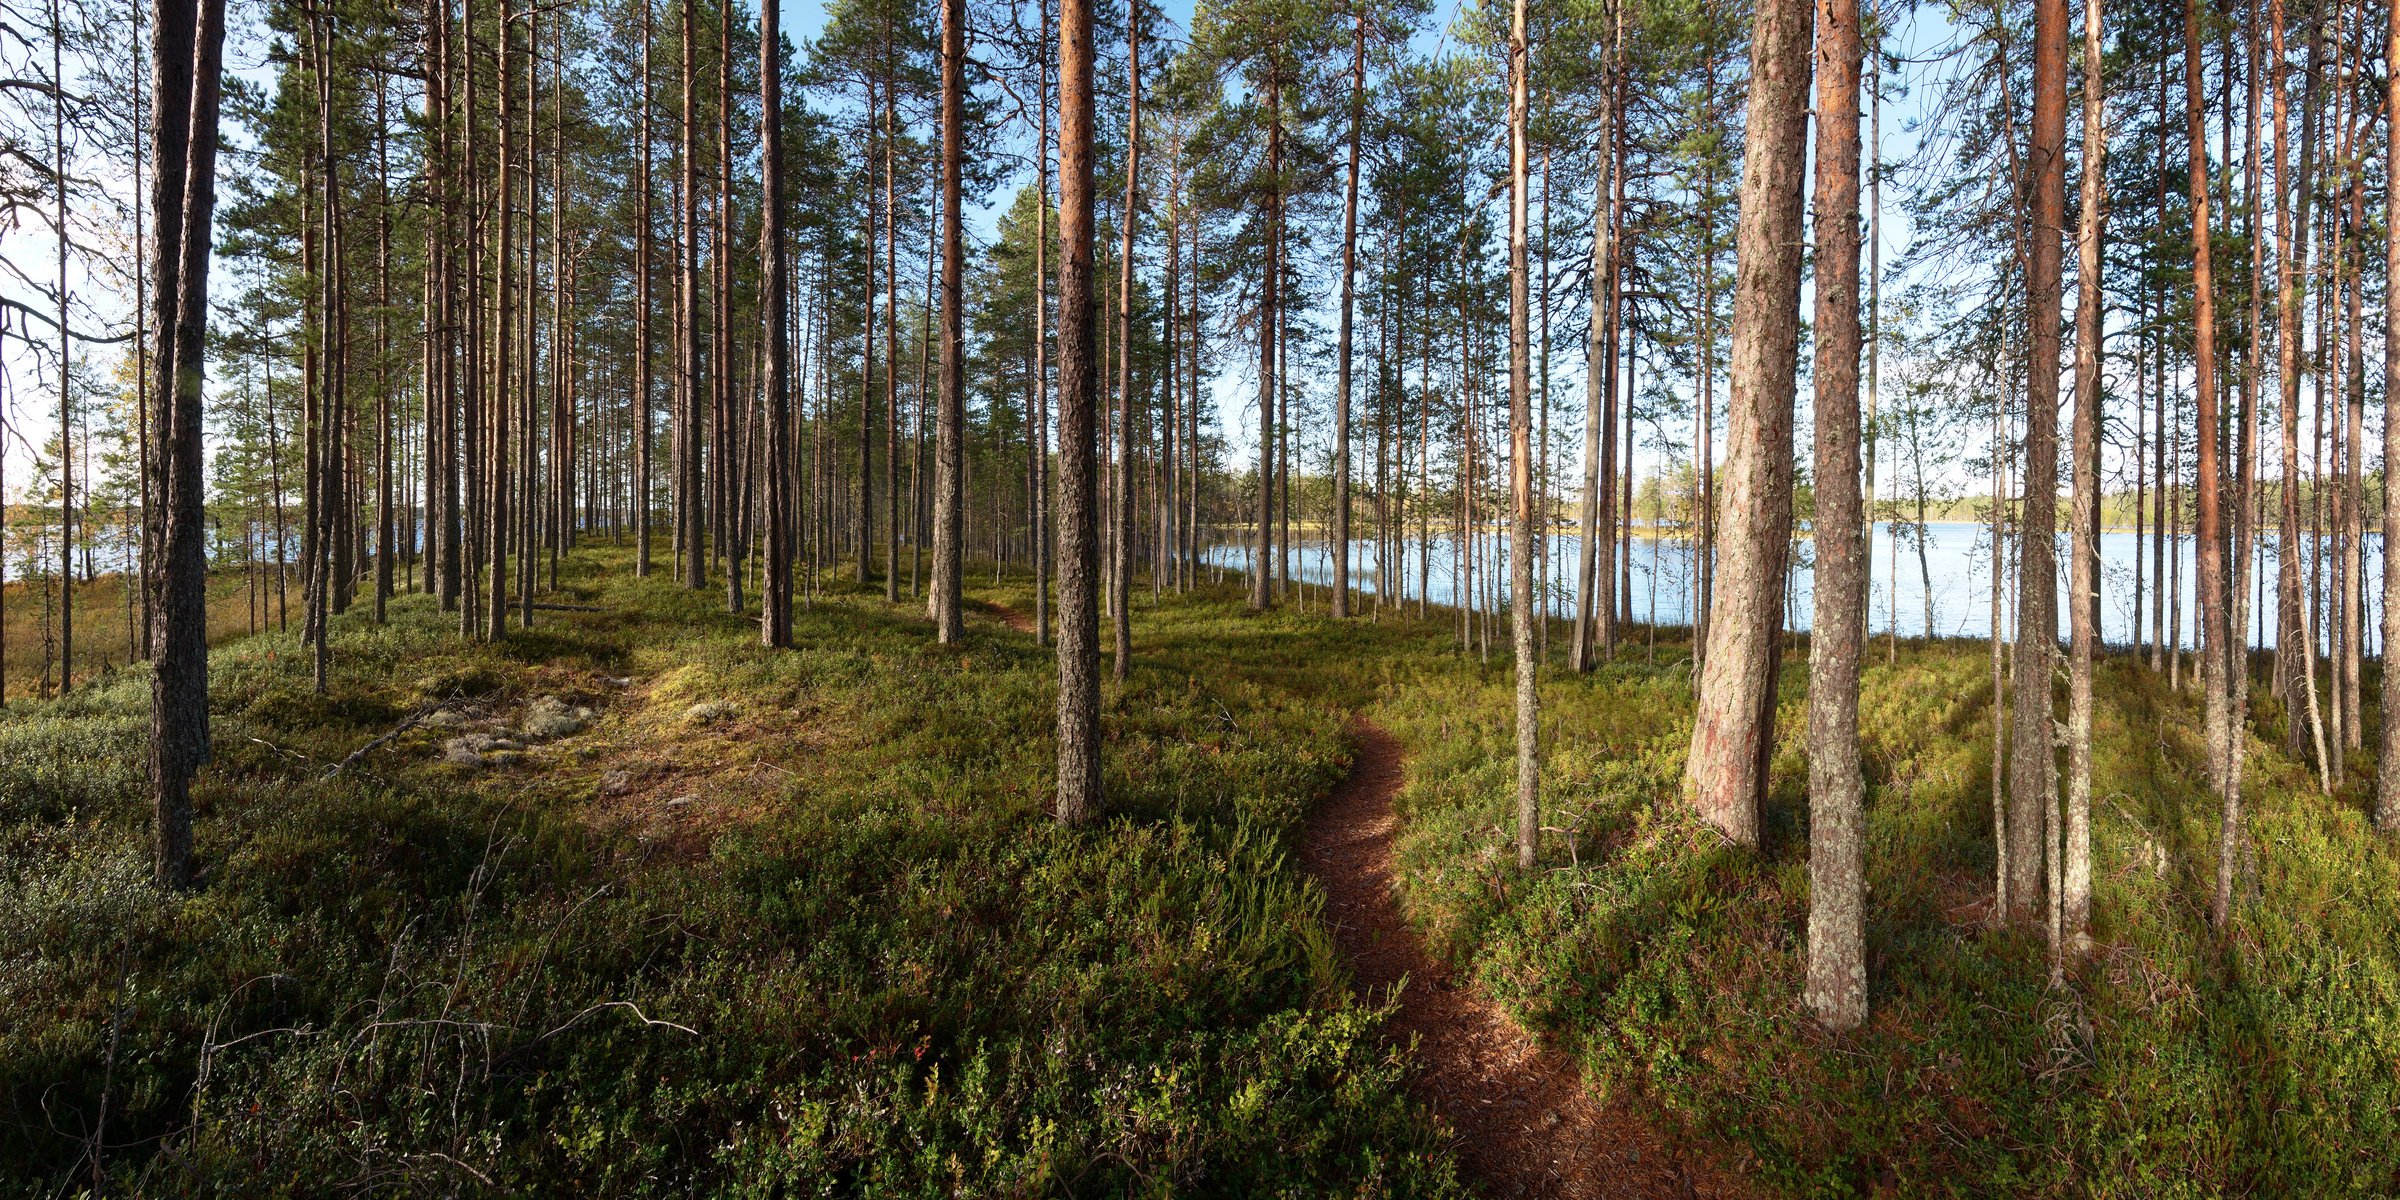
[{"xmin": 1205, "ymin": 521, "xmax": 2387, "ymax": 653}]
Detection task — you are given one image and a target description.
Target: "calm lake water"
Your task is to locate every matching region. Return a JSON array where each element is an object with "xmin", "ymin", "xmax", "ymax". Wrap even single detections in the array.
[{"xmin": 1207, "ymin": 522, "xmax": 2387, "ymax": 653}]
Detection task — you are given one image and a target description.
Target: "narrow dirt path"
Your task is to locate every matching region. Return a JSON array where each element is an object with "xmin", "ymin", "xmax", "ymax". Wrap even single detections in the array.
[
  {"xmin": 1303, "ymin": 719, "xmax": 1735, "ymax": 1200},
  {"xmin": 973, "ymin": 602, "xmax": 1729, "ymax": 1196},
  {"xmin": 978, "ymin": 599, "xmax": 1038, "ymax": 636}
]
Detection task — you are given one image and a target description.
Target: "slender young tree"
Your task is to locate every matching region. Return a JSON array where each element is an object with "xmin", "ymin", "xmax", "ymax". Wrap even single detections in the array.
[
  {"xmin": 1331, "ymin": 0, "xmax": 1367, "ymax": 621},
  {"xmin": 1683, "ymin": 0, "xmax": 1812, "ymax": 844},
  {"xmin": 1110, "ymin": 0, "xmax": 1139, "ymax": 677},
  {"xmin": 1804, "ymin": 0, "xmax": 1865, "ymax": 1032},
  {"xmin": 680, "ymin": 0, "xmax": 706, "ymax": 591},
  {"xmin": 762, "ymin": 0, "xmax": 793, "ymax": 646},
  {"xmin": 2192, "ymin": 0, "xmax": 2234, "ymax": 928},
  {"xmin": 1507, "ymin": 0, "xmax": 1538, "ymax": 871},
  {"xmin": 1055, "ymin": 0, "xmax": 1102, "ymax": 824},
  {"xmin": 638, "ymin": 0, "xmax": 655, "ymax": 576},
  {"xmin": 1247, "ymin": 66, "xmax": 1282, "ymax": 614}
]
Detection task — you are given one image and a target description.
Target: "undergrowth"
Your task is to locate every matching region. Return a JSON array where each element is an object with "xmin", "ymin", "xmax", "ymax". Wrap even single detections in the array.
[
  {"xmin": 0, "ymin": 551, "xmax": 1463, "ymax": 1197},
  {"xmin": 13, "ymin": 550, "xmax": 2397, "ymax": 1198},
  {"xmin": 1362, "ymin": 627, "xmax": 2400, "ymax": 1198}
]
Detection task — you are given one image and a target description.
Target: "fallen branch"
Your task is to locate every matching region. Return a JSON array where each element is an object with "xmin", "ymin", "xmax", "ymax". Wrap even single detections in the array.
[{"xmin": 326, "ymin": 698, "xmax": 457, "ymax": 778}]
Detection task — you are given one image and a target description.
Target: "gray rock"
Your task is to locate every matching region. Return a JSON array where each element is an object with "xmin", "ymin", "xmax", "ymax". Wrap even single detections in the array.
[
  {"xmin": 684, "ymin": 700, "xmax": 735, "ymax": 726},
  {"xmin": 442, "ymin": 732, "xmax": 525, "ymax": 768},
  {"xmin": 521, "ymin": 695, "xmax": 593, "ymax": 740}
]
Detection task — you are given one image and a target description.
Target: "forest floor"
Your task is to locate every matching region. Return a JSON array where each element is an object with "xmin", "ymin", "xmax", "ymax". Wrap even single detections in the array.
[{"xmin": 5, "ymin": 547, "xmax": 2398, "ymax": 1196}]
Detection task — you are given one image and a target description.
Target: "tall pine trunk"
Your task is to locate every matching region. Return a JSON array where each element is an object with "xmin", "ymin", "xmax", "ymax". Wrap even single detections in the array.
[
  {"xmin": 761, "ymin": 0, "xmax": 793, "ymax": 646},
  {"xmin": 149, "ymin": 0, "xmax": 227, "ymax": 891},
  {"xmin": 1055, "ymin": 0, "xmax": 1103, "ymax": 824},
  {"xmin": 1507, "ymin": 0, "xmax": 1538, "ymax": 871},
  {"xmin": 2191, "ymin": 0, "xmax": 2236, "ymax": 929},
  {"xmin": 1332, "ymin": 3, "xmax": 1366, "ymax": 621},
  {"xmin": 2006, "ymin": 0, "xmax": 2066, "ymax": 923},
  {"xmin": 2064, "ymin": 0, "xmax": 2106, "ymax": 958},
  {"xmin": 1111, "ymin": 0, "xmax": 1139, "ymax": 676},
  {"xmin": 1804, "ymin": 0, "xmax": 1865, "ymax": 1031},
  {"xmin": 932, "ymin": 0, "xmax": 967, "ymax": 643},
  {"xmin": 1683, "ymin": 0, "xmax": 1811, "ymax": 845},
  {"xmin": 1572, "ymin": 5, "xmax": 1615, "ymax": 674},
  {"xmin": 2378, "ymin": 0, "xmax": 2400, "ymax": 832}
]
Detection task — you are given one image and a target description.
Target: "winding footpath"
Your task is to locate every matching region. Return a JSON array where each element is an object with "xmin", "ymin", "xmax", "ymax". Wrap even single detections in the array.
[
  {"xmin": 976, "ymin": 598, "xmax": 1728, "ymax": 1197},
  {"xmin": 1302, "ymin": 720, "xmax": 1733, "ymax": 1200}
]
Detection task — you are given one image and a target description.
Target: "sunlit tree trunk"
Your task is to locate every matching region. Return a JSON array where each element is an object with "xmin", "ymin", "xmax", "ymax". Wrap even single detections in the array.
[
  {"xmin": 2273, "ymin": 3, "xmax": 2329, "ymax": 781},
  {"xmin": 932, "ymin": 0, "xmax": 967, "ymax": 643},
  {"xmin": 2063, "ymin": 0, "xmax": 2106, "ymax": 960},
  {"xmin": 1249, "ymin": 72, "xmax": 1280, "ymax": 614},
  {"xmin": 1572, "ymin": 2, "xmax": 1615, "ymax": 674},
  {"xmin": 2378, "ymin": 0, "xmax": 2400, "ymax": 832},
  {"xmin": 1332, "ymin": 1, "xmax": 1366, "ymax": 621},
  {"xmin": 2191, "ymin": 0, "xmax": 2236, "ymax": 929},
  {"xmin": 1507, "ymin": 0, "xmax": 1538, "ymax": 870},
  {"xmin": 2006, "ymin": 0, "xmax": 2065, "ymax": 925},
  {"xmin": 1804, "ymin": 0, "xmax": 1865, "ymax": 1030},
  {"xmin": 1111, "ymin": 0, "xmax": 1139, "ymax": 675},
  {"xmin": 635, "ymin": 0, "xmax": 654, "ymax": 577},
  {"xmin": 1684, "ymin": 0, "xmax": 1811, "ymax": 845}
]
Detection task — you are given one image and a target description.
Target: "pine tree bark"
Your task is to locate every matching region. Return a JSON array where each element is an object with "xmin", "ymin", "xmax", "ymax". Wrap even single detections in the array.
[
  {"xmin": 374, "ymin": 74, "xmax": 393, "ymax": 624},
  {"xmin": 1804, "ymin": 0, "xmax": 1865, "ymax": 1032},
  {"xmin": 1683, "ymin": 0, "xmax": 1811, "ymax": 845},
  {"xmin": 1055, "ymin": 0, "xmax": 1102, "ymax": 824}
]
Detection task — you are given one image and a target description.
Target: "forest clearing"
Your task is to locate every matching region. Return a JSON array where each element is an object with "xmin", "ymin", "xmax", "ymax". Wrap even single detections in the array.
[{"xmin": 7, "ymin": 0, "xmax": 2400, "ymax": 1191}]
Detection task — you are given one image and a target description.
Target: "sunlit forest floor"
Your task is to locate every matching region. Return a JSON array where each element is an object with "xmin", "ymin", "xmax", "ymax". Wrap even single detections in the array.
[{"xmin": 4, "ymin": 543, "xmax": 2396, "ymax": 1195}]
